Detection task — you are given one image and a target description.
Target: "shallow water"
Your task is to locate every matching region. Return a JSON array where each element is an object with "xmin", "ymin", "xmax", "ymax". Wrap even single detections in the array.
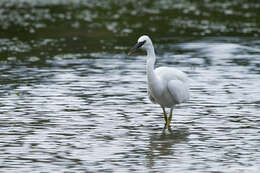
[{"xmin": 1, "ymin": 0, "xmax": 260, "ymax": 172}]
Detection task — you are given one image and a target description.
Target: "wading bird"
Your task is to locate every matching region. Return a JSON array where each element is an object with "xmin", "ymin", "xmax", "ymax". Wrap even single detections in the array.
[{"xmin": 128, "ymin": 35, "xmax": 190, "ymax": 128}]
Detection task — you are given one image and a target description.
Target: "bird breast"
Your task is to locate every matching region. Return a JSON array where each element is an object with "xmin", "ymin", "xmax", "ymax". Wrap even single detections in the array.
[{"xmin": 148, "ymin": 78, "xmax": 177, "ymax": 107}]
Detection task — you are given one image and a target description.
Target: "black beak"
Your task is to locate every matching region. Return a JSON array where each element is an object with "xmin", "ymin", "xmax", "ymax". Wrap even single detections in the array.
[{"xmin": 128, "ymin": 41, "xmax": 145, "ymax": 55}]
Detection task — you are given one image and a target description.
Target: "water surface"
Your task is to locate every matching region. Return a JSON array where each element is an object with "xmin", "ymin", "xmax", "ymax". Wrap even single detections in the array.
[{"xmin": 0, "ymin": 0, "xmax": 260, "ymax": 172}]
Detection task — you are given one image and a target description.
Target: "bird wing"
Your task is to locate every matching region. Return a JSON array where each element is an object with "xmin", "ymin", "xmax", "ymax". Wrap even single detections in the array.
[
  {"xmin": 155, "ymin": 67, "xmax": 189, "ymax": 83},
  {"xmin": 167, "ymin": 80, "xmax": 189, "ymax": 104}
]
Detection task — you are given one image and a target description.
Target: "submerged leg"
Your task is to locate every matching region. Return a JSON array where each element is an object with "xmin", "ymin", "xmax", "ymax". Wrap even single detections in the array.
[
  {"xmin": 167, "ymin": 108, "xmax": 174, "ymax": 127},
  {"xmin": 161, "ymin": 106, "xmax": 168, "ymax": 125}
]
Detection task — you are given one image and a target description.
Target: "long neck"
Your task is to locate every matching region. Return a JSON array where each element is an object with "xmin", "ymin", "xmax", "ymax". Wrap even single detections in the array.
[
  {"xmin": 146, "ymin": 46, "xmax": 156, "ymax": 78},
  {"xmin": 146, "ymin": 46, "xmax": 162, "ymax": 94}
]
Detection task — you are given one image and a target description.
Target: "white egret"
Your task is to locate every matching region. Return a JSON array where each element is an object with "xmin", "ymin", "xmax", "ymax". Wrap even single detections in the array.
[{"xmin": 128, "ymin": 35, "xmax": 190, "ymax": 128}]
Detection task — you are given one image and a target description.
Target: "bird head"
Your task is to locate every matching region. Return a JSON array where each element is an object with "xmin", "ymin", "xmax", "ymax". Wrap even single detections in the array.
[{"xmin": 128, "ymin": 35, "xmax": 152, "ymax": 55}]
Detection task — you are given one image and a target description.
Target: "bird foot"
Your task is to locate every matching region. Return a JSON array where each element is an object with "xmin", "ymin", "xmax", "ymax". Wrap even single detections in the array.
[
  {"xmin": 163, "ymin": 123, "xmax": 172, "ymax": 131},
  {"xmin": 165, "ymin": 120, "xmax": 171, "ymax": 128}
]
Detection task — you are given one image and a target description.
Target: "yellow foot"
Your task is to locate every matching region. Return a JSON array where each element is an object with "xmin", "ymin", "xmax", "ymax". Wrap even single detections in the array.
[
  {"xmin": 166, "ymin": 122, "xmax": 171, "ymax": 128},
  {"xmin": 163, "ymin": 123, "xmax": 172, "ymax": 131}
]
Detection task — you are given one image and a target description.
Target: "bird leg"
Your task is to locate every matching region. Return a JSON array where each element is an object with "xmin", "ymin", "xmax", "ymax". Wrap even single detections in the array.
[
  {"xmin": 166, "ymin": 108, "xmax": 174, "ymax": 127},
  {"xmin": 161, "ymin": 106, "xmax": 168, "ymax": 125}
]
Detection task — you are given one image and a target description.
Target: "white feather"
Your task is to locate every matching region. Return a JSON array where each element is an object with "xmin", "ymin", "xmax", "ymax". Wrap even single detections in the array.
[{"xmin": 130, "ymin": 35, "xmax": 190, "ymax": 127}]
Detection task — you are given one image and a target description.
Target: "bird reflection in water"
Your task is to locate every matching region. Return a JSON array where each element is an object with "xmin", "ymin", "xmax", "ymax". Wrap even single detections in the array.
[{"xmin": 145, "ymin": 127, "xmax": 190, "ymax": 169}]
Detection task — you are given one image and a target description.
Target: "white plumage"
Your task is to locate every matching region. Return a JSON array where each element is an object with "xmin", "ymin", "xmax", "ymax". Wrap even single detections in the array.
[{"xmin": 128, "ymin": 35, "xmax": 190, "ymax": 128}]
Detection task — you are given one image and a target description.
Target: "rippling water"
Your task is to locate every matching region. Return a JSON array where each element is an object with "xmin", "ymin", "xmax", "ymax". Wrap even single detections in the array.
[
  {"xmin": 1, "ymin": 0, "xmax": 260, "ymax": 172},
  {"xmin": 1, "ymin": 37, "xmax": 260, "ymax": 172}
]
